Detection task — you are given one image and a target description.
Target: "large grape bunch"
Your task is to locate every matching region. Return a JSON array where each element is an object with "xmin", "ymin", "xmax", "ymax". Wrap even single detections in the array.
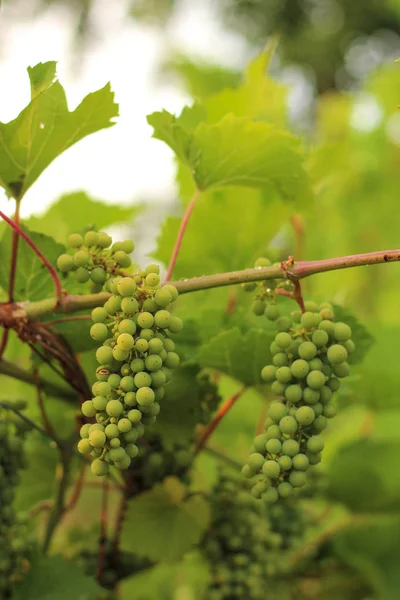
[
  {"xmin": 77, "ymin": 265, "xmax": 183, "ymax": 477},
  {"xmin": 242, "ymin": 301, "xmax": 355, "ymax": 503},
  {"xmin": 56, "ymin": 230, "xmax": 134, "ymax": 291},
  {"xmin": 0, "ymin": 404, "xmax": 33, "ymax": 598},
  {"xmin": 202, "ymin": 472, "xmax": 289, "ymax": 600}
]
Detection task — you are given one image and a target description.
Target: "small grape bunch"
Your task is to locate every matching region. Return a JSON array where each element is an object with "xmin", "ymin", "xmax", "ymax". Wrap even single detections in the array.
[
  {"xmin": 77, "ymin": 264, "xmax": 183, "ymax": 477},
  {"xmin": 56, "ymin": 230, "xmax": 134, "ymax": 290},
  {"xmin": 242, "ymin": 301, "xmax": 355, "ymax": 503},
  {"xmin": 242, "ymin": 256, "xmax": 288, "ymax": 322}
]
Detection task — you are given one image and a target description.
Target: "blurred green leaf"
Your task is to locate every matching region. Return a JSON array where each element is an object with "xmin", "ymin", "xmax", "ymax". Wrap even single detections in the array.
[
  {"xmin": 122, "ymin": 477, "xmax": 210, "ymax": 562},
  {"xmin": 0, "ymin": 62, "xmax": 118, "ymax": 199}
]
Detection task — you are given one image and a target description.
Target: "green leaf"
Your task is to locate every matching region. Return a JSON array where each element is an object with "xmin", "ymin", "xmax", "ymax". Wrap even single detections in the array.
[
  {"xmin": 0, "ymin": 62, "xmax": 118, "ymax": 199},
  {"xmin": 121, "ymin": 477, "xmax": 210, "ymax": 562},
  {"xmin": 13, "ymin": 554, "xmax": 104, "ymax": 600},
  {"xmin": 0, "ymin": 225, "xmax": 64, "ymax": 301},
  {"xmin": 334, "ymin": 515, "xmax": 400, "ymax": 600},
  {"xmin": 197, "ymin": 328, "xmax": 274, "ymax": 387},
  {"xmin": 120, "ymin": 554, "xmax": 210, "ymax": 600},
  {"xmin": 27, "ymin": 191, "xmax": 141, "ymax": 243},
  {"xmin": 154, "ymin": 187, "xmax": 291, "ymax": 278},
  {"xmin": 328, "ymin": 438, "xmax": 400, "ymax": 512},
  {"xmin": 146, "ymin": 110, "xmax": 193, "ymax": 164}
]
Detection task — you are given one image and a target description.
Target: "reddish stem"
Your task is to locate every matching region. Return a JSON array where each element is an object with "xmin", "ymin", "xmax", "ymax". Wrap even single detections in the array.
[
  {"xmin": 194, "ymin": 387, "xmax": 246, "ymax": 455},
  {"xmin": 8, "ymin": 200, "xmax": 21, "ymax": 303},
  {"xmin": 164, "ymin": 190, "xmax": 200, "ymax": 282},
  {"xmin": 256, "ymin": 400, "xmax": 268, "ymax": 436},
  {"xmin": 290, "ymin": 213, "xmax": 305, "ymax": 261},
  {"xmin": 65, "ymin": 464, "xmax": 86, "ymax": 512},
  {"xmin": 34, "ymin": 370, "xmax": 58, "ymax": 440},
  {"xmin": 0, "ymin": 328, "xmax": 10, "ymax": 361},
  {"xmin": 96, "ymin": 479, "xmax": 109, "ymax": 583},
  {"xmin": 226, "ymin": 287, "xmax": 237, "ymax": 316},
  {"xmin": 292, "ymin": 280, "xmax": 306, "ymax": 313},
  {"xmin": 0, "ymin": 209, "xmax": 63, "ymax": 302}
]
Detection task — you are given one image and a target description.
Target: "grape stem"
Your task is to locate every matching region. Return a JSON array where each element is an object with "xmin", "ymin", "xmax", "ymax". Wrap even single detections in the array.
[
  {"xmin": 0, "ymin": 401, "xmax": 58, "ymax": 440},
  {"xmin": 42, "ymin": 448, "xmax": 73, "ymax": 554},
  {"xmin": 194, "ymin": 386, "xmax": 246, "ymax": 455},
  {"xmin": 0, "ymin": 359, "xmax": 77, "ymax": 401}
]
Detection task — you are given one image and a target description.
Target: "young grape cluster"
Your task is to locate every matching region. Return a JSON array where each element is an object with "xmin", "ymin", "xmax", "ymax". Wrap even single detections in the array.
[
  {"xmin": 202, "ymin": 472, "xmax": 288, "ymax": 600},
  {"xmin": 77, "ymin": 265, "xmax": 183, "ymax": 477},
  {"xmin": 56, "ymin": 230, "xmax": 134, "ymax": 291},
  {"xmin": 0, "ymin": 406, "xmax": 33, "ymax": 597},
  {"xmin": 242, "ymin": 301, "xmax": 355, "ymax": 503},
  {"xmin": 242, "ymin": 256, "xmax": 292, "ymax": 320}
]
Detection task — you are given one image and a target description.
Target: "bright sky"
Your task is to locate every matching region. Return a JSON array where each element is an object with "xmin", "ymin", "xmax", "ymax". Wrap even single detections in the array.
[{"xmin": 0, "ymin": 0, "xmax": 249, "ymax": 219}]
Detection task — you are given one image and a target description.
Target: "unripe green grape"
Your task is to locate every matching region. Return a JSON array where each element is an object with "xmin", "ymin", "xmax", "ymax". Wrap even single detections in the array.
[
  {"xmin": 148, "ymin": 338, "xmax": 164, "ymax": 354},
  {"xmin": 300, "ymin": 312, "xmax": 317, "ymax": 330},
  {"xmin": 134, "ymin": 372, "xmax": 152, "ymax": 388},
  {"xmin": 307, "ymin": 452, "xmax": 322, "ymax": 465},
  {"xmin": 97, "ymin": 232, "xmax": 112, "ymax": 248},
  {"xmin": 154, "ymin": 310, "xmax": 171, "ymax": 329},
  {"xmin": 168, "ymin": 316, "xmax": 183, "ymax": 333},
  {"xmin": 307, "ymin": 436, "xmax": 325, "ymax": 452},
  {"xmin": 333, "ymin": 362, "xmax": 350, "ymax": 378},
  {"xmin": 327, "ymin": 377, "xmax": 340, "ymax": 391},
  {"xmin": 320, "ymin": 307, "xmax": 334, "ymax": 320},
  {"xmin": 304, "ymin": 300, "xmax": 318, "ymax": 312},
  {"xmin": 162, "ymin": 284, "xmax": 179, "ymax": 302},
  {"xmin": 91, "ymin": 459, "xmax": 109, "ymax": 476},
  {"xmin": 109, "ymin": 447, "xmax": 126, "ymax": 462},
  {"xmin": 124, "ymin": 428, "xmax": 139, "ymax": 443},
  {"xmin": 120, "ymin": 376, "xmax": 135, "ymax": 392},
  {"xmin": 265, "ymin": 424, "xmax": 281, "ymax": 440},
  {"xmin": 140, "ymin": 328, "xmax": 154, "ymax": 341},
  {"xmin": 298, "ymin": 341, "xmax": 317, "ymax": 361},
  {"xmin": 327, "ymin": 344, "xmax": 347, "ymax": 365},
  {"xmin": 295, "ymin": 406, "xmax": 315, "ymax": 426},
  {"xmin": 309, "ymin": 357, "xmax": 324, "ymax": 371},
  {"xmin": 284, "ymin": 384, "xmax": 303, "ymax": 404},
  {"xmin": 313, "ymin": 415, "xmax": 328, "ymax": 431},
  {"xmin": 270, "ymin": 341, "xmax": 280, "ymax": 355},
  {"xmin": 81, "ymin": 400, "xmax": 96, "ymax": 417},
  {"xmin": 292, "ymin": 453, "xmax": 310, "ymax": 471},
  {"xmin": 136, "ymin": 387, "xmax": 155, "ymax": 406},
  {"xmin": 252, "ymin": 300, "xmax": 266, "ymax": 316},
  {"xmin": 74, "ymin": 250, "xmax": 90, "ymax": 267},
  {"xmin": 113, "ymin": 346, "xmax": 129, "ymax": 362},
  {"xmin": 89, "ymin": 430, "xmax": 106, "ymax": 448},
  {"xmin": 124, "ymin": 391, "xmax": 137, "ymax": 406},
  {"xmin": 266, "ymin": 438, "xmax": 282, "ymax": 454},
  {"xmin": 78, "ymin": 439, "xmax": 93, "ymax": 454},
  {"xmin": 114, "ymin": 251, "xmax": 131, "ymax": 268},
  {"xmin": 120, "ymin": 363, "xmax": 132, "ymax": 377},
  {"xmin": 306, "ymin": 370, "xmax": 326, "ymax": 390},
  {"xmin": 255, "ymin": 257, "xmax": 271, "ymax": 267},
  {"xmin": 110, "ymin": 438, "xmax": 121, "ymax": 448},
  {"xmin": 288, "ymin": 471, "xmax": 307, "ymax": 487},
  {"xmin": 80, "ymin": 423, "xmax": 91, "ymax": 438},
  {"xmin": 145, "ymin": 273, "xmax": 160, "ymax": 287},
  {"xmin": 272, "ymin": 353, "xmax": 289, "ymax": 367},
  {"xmin": 137, "ymin": 312, "xmax": 154, "ymax": 329},
  {"xmin": 126, "ymin": 443, "xmax": 139, "ymax": 458},
  {"xmin": 90, "ymin": 323, "xmax": 108, "ymax": 343},
  {"xmin": 85, "ymin": 231, "xmax": 99, "ymax": 247},
  {"xmin": 164, "ymin": 352, "xmax": 180, "ymax": 369},
  {"xmin": 261, "ymin": 365, "xmax": 277, "ymax": 383},
  {"xmin": 268, "ymin": 402, "xmax": 288, "ymax": 423},
  {"xmin": 318, "ymin": 319, "xmax": 335, "ymax": 337},
  {"xmin": 121, "ymin": 240, "xmax": 135, "ymax": 254},
  {"xmin": 128, "ymin": 409, "xmax": 142, "ymax": 423},
  {"xmin": 312, "ymin": 329, "xmax": 329, "ymax": 348},
  {"xmin": 323, "ymin": 403, "xmax": 337, "ymax": 418},
  {"xmin": 105, "ymin": 424, "xmax": 119, "ymax": 438},
  {"xmin": 154, "ymin": 387, "xmax": 165, "ymax": 403},
  {"xmin": 92, "ymin": 307, "xmax": 108, "ymax": 323},
  {"xmin": 68, "ymin": 233, "xmax": 83, "ymax": 248},
  {"xmin": 112, "ymin": 242, "xmax": 123, "ymax": 253},
  {"xmin": 145, "ymin": 263, "xmax": 160, "ymax": 275},
  {"xmin": 57, "ymin": 253, "xmax": 74, "ymax": 272},
  {"xmin": 117, "ymin": 320, "xmax": 135, "ymax": 336},
  {"xmin": 135, "ymin": 338, "xmax": 148, "ymax": 353},
  {"xmin": 117, "ymin": 333, "xmax": 134, "ymax": 352},
  {"xmin": 282, "ymin": 439, "xmax": 300, "ymax": 457},
  {"xmin": 303, "ymin": 387, "xmax": 320, "ymax": 405},
  {"xmin": 91, "ymin": 284, "xmax": 105, "ymax": 297},
  {"xmin": 276, "ymin": 316, "xmax": 291, "ymax": 331},
  {"xmin": 130, "ymin": 358, "xmax": 144, "ymax": 373},
  {"xmin": 278, "ymin": 482, "xmax": 293, "ymax": 498},
  {"xmin": 279, "ymin": 416, "xmax": 298, "ymax": 434},
  {"xmin": 278, "ymin": 455, "xmax": 292, "ymax": 470},
  {"xmin": 91, "ymin": 267, "xmax": 107, "ymax": 285},
  {"xmin": 108, "ymin": 373, "xmax": 121, "ymax": 389},
  {"xmin": 145, "ymin": 355, "xmax": 163, "ymax": 372},
  {"xmin": 75, "ymin": 267, "xmax": 90, "ymax": 283},
  {"xmin": 276, "ymin": 366, "xmax": 292, "ymax": 383},
  {"xmin": 154, "ymin": 288, "xmax": 172, "ymax": 308},
  {"xmin": 96, "ymin": 366, "xmax": 110, "ymax": 381},
  {"xmin": 247, "ymin": 453, "xmax": 265, "ymax": 471},
  {"xmin": 89, "ymin": 423, "xmax": 105, "ymax": 434},
  {"xmin": 275, "ymin": 332, "xmax": 292, "ymax": 349},
  {"xmin": 92, "ymin": 395, "xmax": 108, "ymax": 411},
  {"xmin": 117, "ymin": 418, "xmax": 132, "ymax": 433},
  {"xmin": 271, "ymin": 380, "xmax": 287, "ymax": 396},
  {"xmin": 117, "ymin": 277, "xmax": 136, "ymax": 297},
  {"xmin": 106, "ymin": 400, "xmax": 124, "ymax": 417},
  {"xmin": 252, "ymin": 433, "xmax": 268, "ymax": 453},
  {"xmin": 262, "ymin": 460, "xmax": 280, "ymax": 479},
  {"xmin": 263, "ymin": 487, "xmax": 279, "ymax": 504},
  {"xmin": 320, "ymin": 386, "xmax": 332, "ymax": 404},
  {"xmin": 121, "ymin": 297, "xmax": 139, "ymax": 315},
  {"xmin": 343, "ymin": 338, "xmax": 355, "ymax": 355},
  {"xmin": 262, "ymin": 304, "xmax": 279, "ymax": 321},
  {"xmin": 290, "ymin": 359, "xmax": 309, "ymax": 379}
]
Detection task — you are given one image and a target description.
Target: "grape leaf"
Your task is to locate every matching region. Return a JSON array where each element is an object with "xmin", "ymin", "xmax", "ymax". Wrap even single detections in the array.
[
  {"xmin": 121, "ymin": 477, "xmax": 210, "ymax": 562},
  {"xmin": 27, "ymin": 191, "xmax": 141, "ymax": 243},
  {"xmin": 197, "ymin": 328, "xmax": 274, "ymax": 386},
  {"xmin": 334, "ymin": 515, "xmax": 400, "ymax": 600},
  {"xmin": 0, "ymin": 225, "xmax": 64, "ymax": 301},
  {"xmin": 328, "ymin": 438, "xmax": 400, "ymax": 512},
  {"xmin": 12, "ymin": 554, "xmax": 104, "ymax": 600},
  {"xmin": 0, "ymin": 61, "xmax": 118, "ymax": 199}
]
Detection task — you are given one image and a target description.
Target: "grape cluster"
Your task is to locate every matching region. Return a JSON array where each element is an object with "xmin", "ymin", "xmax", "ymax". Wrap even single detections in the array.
[
  {"xmin": 202, "ymin": 472, "xmax": 287, "ymax": 600},
  {"xmin": 242, "ymin": 256, "xmax": 290, "ymax": 320},
  {"xmin": 77, "ymin": 265, "xmax": 183, "ymax": 476},
  {"xmin": 56, "ymin": 231, "xmax": 134, "ymax": 291},
  {"xmin": 0, "ymin": 406, "xmax": 33, "ymax": 597},
  {"xmin": 242, "ymin": 301, "xmax": 355, "ymax": 503}
]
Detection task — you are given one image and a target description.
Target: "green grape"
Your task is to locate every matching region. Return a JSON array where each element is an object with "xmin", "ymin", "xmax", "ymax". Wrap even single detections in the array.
[
  {"xmin": 268, "ymin": 402, "xmax": 288, "ymax": 423},
  {"xmin": 92, "ymin": 307, "xmax": 108, "ymax": 323},
  {"xmin": 162, "ymin": 284, "xmax": 179, "ymax": 302},
  {"xmin": 137, "ymin": 311, "xmax": 154, "ymax": 328},
  {"xmin": 306, "ymin": 370, "xmax": 326, "ymax": 390},
  {"xmin": 343, "ymin": 339, "xmax": 356, "ymax": 355},
  {"xmin": 262, "ymin": 460, "xmax": 280, "ymax": 478},
  {"xmin": 266, "ymin": 439, "xmax": 282, "ymax": 454},
  {"xmin": 89, "ymin": 430, "xmax": 106, "ymax": 448},
  {"xmin": 300, "ymin": 312, "xmax": 317, "ymax": 329},
  {"xmin": 333, "ymin": 322, "xmax": 351, "ymax": 342},
  {"xmin": 80, "ymin": 423, "xmax": 91, "ymax": 438},
  {"xmin": 320, "ymin": 307, "xmax": 334, "ymax": 320},
  {"xmin": 307, "ymin": 436, "xmax": 325, "ymax": 452},
  {"xmin": 265, "ymin": 425, "xmax": 281, "ymax": 440},
  {"xmin": 91, "ymin": 267, "xmax": 107, "ymax": 284},
  {"xmin": 145, "ymin": 354, "xmax": 163, "ymax": 372},
  {"xmin": 277, "ymin": 482, "xmax": 293, "ymax": 498},
  {"xmin": 332, "ymin": 362, "xmax": 350, "ymax": 378},
  {"xmin": 169, "ymin": 316, "xmax": 183, "ymax": 333},
  {"xmin": 154, "ymin": 288, "xmax": 172, "ymax": 307},
  {"xmin": 278, "ymin": 455, "xmax": 292, "ymax": 470},
  {"xmin": 128, "ymin": 409, "xmax": 142, "ymax": 423},
  {"xmin": 307, "ymin": 452, "xmax": 322, "ymax": 465},
  {"xmin": 120, "ymin": 240, "xmax": 135, "ymax": 254},
  {"xmin": 298, "ymin": 341, "xmax": 317, "ymax": 360},
  {"xmin": 319, "ymin": 386, "xmax": 332, "ymax": 404},
  {"xmin": 145, "ymin": 273, "xmax": 160, "ymax": 287},
  {"xmin": 318, "ymin": 319, "xmax": 335, "ymax": 337},
  {"xmin": 121, "ymin": 297, "xmax": 139, "ymax": 314},
  {"xmin": 120, "ymin": 376, "xmax": 135, "ymax": 392},
  {"xmin": 148, "ymin": 338, "xmax": 164, "ymax": 354},
  {"xmin": 135, "ymin": 338, "xmax": 149, "ymax": 353},
  {"xmin": 126, "ymin": 443, "xmax": 139, "ymax": 458},
  {"xmin": 154, "ymin": 310, "xmax": 171, "ymax": 329},
  {"xmin": 117, "ymin": 333, "xmax": 135, "ymax": 351},
  {"xmin": 271, "ymin": 381, "xmax": 287, "ymax": 396},
  {"xmin": 295, "ymin": 406, "xmax": 315, "ymax": 426},
  {"xmin": 281, "ymin": 439, "xmax": 299, "ymax": 457},
  {"xmin": 109, "ymin": 447, "xmax": 126, "ymax": 462},
  {"xmin": 130, "ymin": 358, "xmax": 145, "ymax": 373},
  {"xmin": 91, "ymin": 459, "xmax": 109, "ymax": 476},
  {"xmin": 290, "ymin": 359, "xmax": 309, "ymax": 379},
  {"xmin": 136, "ymin": 387, "xmax": 155, "ymax": 406},
  {"xmin": 252, "ymin": 433, "xmax": 268, "ymax": 453},
  {"xmin": 140, "ymin": 328, "xmax": 154, "ymax": 341},
  {"xmin": 288, "ymin": 471, "xmax": 306, "ymax": 487},
  {"xmin": 247, "ymin": 453, "xmax": 265, "ymax": 471},
  {"xmin": 292, "ymin": 453, "xmax": 310, "ymax": 471},
  {"xmin": 105, "ymin": 424, "xmax": 119, "ymax": 438},
  {"xmin": 85, "ymin": 231, "xmax": 99, "ymax": 246},
  {"xmin": 252, "ymin": 300, "xmax": 266, "ymax": 316},
  {"xmin": 284, "ymin": 384, "xmax": 303, "ymax": 404},
  {"xmin": 57, "ymin": 253, "xmax": 74, "ymax": 272},
  {"xmin": 313, "ymin": 416, "xmax": 328, "ymax": 431},
  {"xmin": 92, "ymin": 395, "xmax": 108, "ymax": 411},
  {"xmin": 117, "ymin": 418, "xmax": 132, "ymax": 433},
  {"xmin": 309, "ymin": 357, "xmax": 324, "ymax": 371},
  {"xmin": 312, "ymin": 329, "xmax": 329, "ymax": 347},
  {"xmin": 263, "ymin": 304, "xmax": 279, "ymax": 321},
  {"xmin": 78, "ymin": 439, "xmax": 93, "ymax": 454},
  {"xmin": 97, "ymin": 232, "xmax": 112, "ymax": 248},
  {"xmin": 327, "ymin": 344, "xmax": 347, "ymax": 365},
  {"xmin": 275, "ymin": 332, "xmax": 292, "ymax": 349},
  {"xmin": 276, "ymin": 366, "xmax": 292, "ymax": 383},
  {"xmin": 108, "ymin": 373, "xmax": 121, "ymax": 389},
  {"xmin": 264, "ymin": 487, "xmax": 279, "ymax": 504},
  {"xmin": 145, "ymin": 263, "xmax": 160, "ymax": 275},
  {"xmin": 74, "ymin": 250, "xmax": 90, "ymax": 267},
  {"xmin": 279, "ymin": 415, "xmax": 298, "ymax": 434},
  {"xmin": 114, "ymin": 250, "xmax": 131, "ymax": 267},
  {"xmin": 272, "ymin": 352, "xmax": 289, "ymax": 367},
  {"xmin": 124, "ymin": 392, "xmax": 137, "ymax": 406},
  {"xmin": 327, "ymin": 377, "xmax": 340, "ymax": 391},
  {"xmin": 106, "ymin": 400, "xmax": 124, "ymax": 417},
  {"xmin": 134, "ymin": 372, "xmax": 152, "ymax": 388},
  {"xmin": 75, "ymin": 267, "xmax": 90, "ymax": 283},
  {"xmin": 304, "ymin": 301, "xmax": 318, "ymax": 312},
  {"xmin": 261, "ymin": 365, "xmax": 277, "ymax": 383},
  {"xmin": 68, "ymin": 233, "xmax": 83, "ymax": 247},
  {"xmin": 90, "ymin": 323, "xmax": 108, "ymax": 343},
  {"xmin": 164, "ymin": 352, "xmax": 180, "ymax": 369},
  {"xmin": 96, "ymin": 345, "xmax": 114, "ymax": 365},
  {"xmin": 323, "ymin": 403, "xmax": 337, "ymax": 418},
  {"xmin": 120, "ymin": 363, "xmax": 131, "ymax": 376},
  {"xmin": 81, "ymin": 400, "xmax": 96, "ymax": 417},
  {"xmin": 303, "ymin": 387, "xmax": 320, "ymax": 405},
  {"xmin": 143, "ymin": 297, "xmax": 158, "ymax": 312},
  {"xmin": 113, "ymin": 346, "xmax": 129, "ymax": 362},
  {"xmin": 255, "ymin": 257, "xmax": 271, "ymax": 267},
  {"xmin": 276, "ymin": 316, "xmax": 291, "ymax": 331}
]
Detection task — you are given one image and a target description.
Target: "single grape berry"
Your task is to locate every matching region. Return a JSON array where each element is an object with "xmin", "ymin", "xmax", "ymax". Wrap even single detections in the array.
[
  {"xmin": 264, "ymin": 304, "xmax": 280, "ymax": 321},
  {"xmin": 68, "ymin": 233, "xmax": 83, "ymax": 248},
  {"xmin": 57, "ymin": 254, "xmax": 74, "ymax": 272},
  {"xmin": 327, "ymin": 344, "xmax": 348, "ymax": 365}
]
